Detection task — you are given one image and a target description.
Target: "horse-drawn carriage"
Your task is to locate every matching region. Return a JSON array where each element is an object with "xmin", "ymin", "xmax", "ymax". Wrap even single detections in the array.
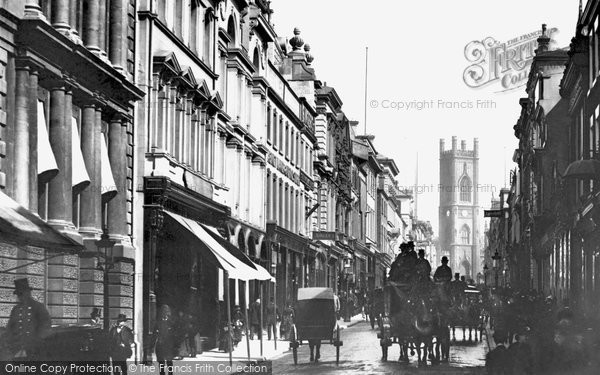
[
  {"xmin": 289, "ymin": 287, "xmax": 343, "ymax": 364},
  {"xmin": 448, "ymin": 285, "xmax": 484, "ymax": 342},
  {"xmin": 379, "ymin": 281, "xmax": 451, "ymax": 364}
]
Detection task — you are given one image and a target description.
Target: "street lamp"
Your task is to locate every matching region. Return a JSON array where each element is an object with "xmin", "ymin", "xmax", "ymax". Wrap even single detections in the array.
[
  {"xmin": 492, "ymin": 251, "xmax": 502, "ymax": 288},
  {"xmin": 95, "ymin": 227, "xmax": 116, "ymax": 331},
  {"xmin": 483, "ymin": 264, "xmax": 489, "ymax": 286},
  {"xmin": 344, "ymin": 254, "xmax": 352, "ymax": 322},
  {"xmin": 271, "ymin": 262, "xmax": 277, "ymax": 351}
]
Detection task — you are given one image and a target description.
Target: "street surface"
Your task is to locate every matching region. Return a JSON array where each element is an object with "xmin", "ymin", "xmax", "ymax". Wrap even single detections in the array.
[{"xmin": 271, "ymin": 321, "xmax": 486, "ymax": 374}]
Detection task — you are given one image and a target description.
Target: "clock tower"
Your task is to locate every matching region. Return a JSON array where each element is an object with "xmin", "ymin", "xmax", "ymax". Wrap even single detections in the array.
[{"xmin": 439, "ymin": 137, "xmax": 481, "ymax": 280}]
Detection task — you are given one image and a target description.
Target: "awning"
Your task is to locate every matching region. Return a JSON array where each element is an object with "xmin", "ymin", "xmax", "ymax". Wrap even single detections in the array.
[
  {"xmin": 101, "ymin": 137, "xmax": 117, "ymax": 201},
  {"xmin": 164, "ymin": 211, "xmax": 268, "ymax": 281},
  {"xmin": 563, "ymin": 159, "xmax": 600, "ymax": 179},
  {"xmin": 0, "ymin": 190, "xmax": 83, "ymax": 254},
  {"xmin": 37, "ymin": 100, "xmax": 58, "ymax": 181},
  {"xmin": 71, "ymin": 117, "xmax": 90, "ymax": 192},
  {"xmin": 200, "ymin": 223, "xmax": 274, "ymax": 282}
]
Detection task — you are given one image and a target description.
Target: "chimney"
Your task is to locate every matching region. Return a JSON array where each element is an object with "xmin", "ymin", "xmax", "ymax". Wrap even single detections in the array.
[
  {"xmin": 440, "ymin": 139, "xmax": 445, "ymax": 153},
  {"xmin": 536, "ymin": 24, "xmax": 550, "ymax": 54},
  {"xmin": 474, "ymin": 138, "xmax": 479, "ymax": 157},
  {"xmin": 461, "ymin": 140, "xmax": 467, "ymax": 151},
  {"xmin": 452, "ymin": 136, "xmax": 457, "ymax": 151}
]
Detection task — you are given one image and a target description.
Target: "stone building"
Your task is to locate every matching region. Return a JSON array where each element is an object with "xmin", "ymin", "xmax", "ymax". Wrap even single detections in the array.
[
  {"xmin": 438, "ymin": 137, "xmax": 481, "ymax": 279},
  {"xmin": 0, "ymin": 0, "xmax": 142, "ymax": 326}
]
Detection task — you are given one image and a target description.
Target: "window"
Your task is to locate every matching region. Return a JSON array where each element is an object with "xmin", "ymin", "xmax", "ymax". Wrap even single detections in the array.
[
  {"xmin": 227, "ymin": 15, "xmax": 236, "ymax": 46},
  {"xmin": 190, "ymin": 1, "xmax": 199, "ymax": 53},
  {"xmin": 460, "ymin": 225, "xmax": 470, "ymax": 244},
  {"xmin": 266, "ymin": 106, "xmax": 271, "ymax": 142},
  {"xmin": 459, "ymin": 176, "xmax": 472, "ymax": 202},
  {"xmin": 203, "ymin": 8, "xmax": 212, "ymax": 62},
  {"xmin": 253, "ymin": 48, "xmax": 260, "ymax": 72}
]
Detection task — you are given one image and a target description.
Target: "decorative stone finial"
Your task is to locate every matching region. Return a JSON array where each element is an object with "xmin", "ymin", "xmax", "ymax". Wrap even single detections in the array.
[
  {"xmin": 289, "ymin": 28, "xmax": 304, "ymax": 51},
  {"xmin": 304, "ymin": 44, "xmax": 314, "ymax": 64},
  {"xmin": 536, "ymin": 23, "xmax": 550, "ymax": 54}
]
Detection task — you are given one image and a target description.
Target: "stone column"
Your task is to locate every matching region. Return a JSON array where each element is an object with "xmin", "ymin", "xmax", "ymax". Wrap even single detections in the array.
[
  {"xmin": 47, "ymin": 80, "xmax": 76, "ymax": 235},
  {"xmin": 13, "ymin": 64, "xmax": 30, "ymax": 208},
  {"xmin": 168, "ymin": 85, "xmax": 177, "ymax": 155},
  {"xmin": 107, "ymin": 115, "xmax": 129, "ymax": 242},
  {"xmin": 51, "ymin": 0, "xmax": 71, "ymax": 34},
  {"xmin": 28, "ymin": 67, "xmax": 39, "ymax": 214},
  {"xmin": 109, "ymin": 0, "xmax": 125, "ymax": 71},
  {"xmin": 69, "ymin": 0, "xmax": 81, "ymax": 41},
  {"xmin": 190, "ymin": 107, "xmax": 198, "ymax": 170},
  {"xmin": 155, "ymin": 83, "xmax": 167, "ymax": 152},
  {"xmin": 79, "ymin": 100, "xmax": 101, "ymax": 237},
  {"xmin": 198, "ymin": 110, "xmax": 206, "ymax": 174},
  {"xmin": 83, "ymin": 0, "xmax": 100, "ymax": 52},
  {"xmin": 24, "ymin": 0, "xmax": 44, "ymax": 19},
  {"xmin": 174, "ymin": 98, "xmax": 184, "ymax": 162},
  {"xmin": 98, "ymin": 0, "xmax": 108, "ymax": 59}
]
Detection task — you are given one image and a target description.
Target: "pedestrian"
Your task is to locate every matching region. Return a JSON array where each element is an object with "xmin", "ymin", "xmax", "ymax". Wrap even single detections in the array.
[
  {"xmin": 486, "ymin": 331, "xmax": 508, "ymax": 375},
  {"xmin": 280, "ymin": 303, "xmax": 294, "ymax": 340},
  {"xmin": 333, "ymin": 293, "xmax": 340, "ymax": 320},
  {"xmin": 266, "ymin": 298, "xmax": 278, "ymax": 340},
  {"xmin": 249, "ymin": 298, "xmax": 261, "ymax": 340},
  {"xmin": 183, "ymin": 313, "xmax": 197, "ymax": 357},
  {"xmin": 109, "ymin": 314, "xmax": 134, "ymax": 375},
  {"xmin": 507, "ymin": 327, "xmax": 534, "ymax": 375},
  {"xmin": 154, "ymin": 305, "xmax": 175, "ymax": 375},
  {"xmin": 5, "ymin": 278, "xmax": 51, "ymax": 360},
  {"xmin": 90, "ymin": 307, "xmax": 102, "ymax": 327},
  {"xmin": 433, "ymin": 256, "xmax": 452, "ymax": 282},
  {"xmin": 308, "ymin": 339, "xmax": 321, "ymax": 362}
]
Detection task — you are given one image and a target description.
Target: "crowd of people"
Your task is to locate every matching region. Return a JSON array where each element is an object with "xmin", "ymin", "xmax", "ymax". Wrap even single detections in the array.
[{"xmin": 485, "ymin": 287, "xmax": 600, "ymax": 375}]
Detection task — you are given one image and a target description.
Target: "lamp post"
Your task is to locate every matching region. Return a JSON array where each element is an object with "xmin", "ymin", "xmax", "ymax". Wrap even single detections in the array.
[
  {"xmin": 492, "ymin": 251, "xmax": 501, "ymax": 288},
  {"xmin": 271, "ymin": 262, "xmax": 277, "ymax": 351},
  {"xmin": 344, "ymin": 254, "xmax": 352, "ymax": 322},
  {"xmin": 483, "ymin": 264, "xmax": 489, "ymax": 286},
  {"xmin": 95, "ymin": 227, "xmax": 116, "ymax": 331}
]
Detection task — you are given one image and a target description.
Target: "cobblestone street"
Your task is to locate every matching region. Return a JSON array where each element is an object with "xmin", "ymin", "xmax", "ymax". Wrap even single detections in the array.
[{"xmin": 271, "ymin": 320, "xmax": 486, "ymax": 374}]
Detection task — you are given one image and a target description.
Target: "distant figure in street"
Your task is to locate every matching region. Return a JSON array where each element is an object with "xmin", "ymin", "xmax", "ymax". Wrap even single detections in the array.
[
  {"xmin": 333, "ymin": 294, "xmax": 340, "ymax": 320},
  {"xmin": 309, "ymin": 339, "xmax": 321, "ymax": 362},
  {"xmin": 109, "ymin": 314, "xmax": 134, "ymax": 375},
  {"xmin": 266, "ymin": 298, "xmax": 279, "ymax": 340},
  {"xmin": 154, "ymin": 305, "xmax": 175, "ymax": 375},
  {"xmin": 90, "ymin": 307, "xmax": 102, "ymax": 327},
  {"xmin": 6, "ymin": 278, "xmax": 51, "ymax": 360},
  {"xmin": 415, "ymin": 249, "xmax": 432, "ymax": 281},
  {"xmin": 249, "ymin": 299, "xmax": 261, "ymax": 340},
  {"xmin": 433, "ymin": 256, "xmax": 452, "ymax": 282}
]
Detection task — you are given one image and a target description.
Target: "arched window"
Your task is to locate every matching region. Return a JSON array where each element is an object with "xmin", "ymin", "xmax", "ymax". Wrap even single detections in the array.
[
  {"xmin": 460, "ymin": 225, "xmax": 470, "ymax": 244},
  {"xmin": 227, "ymin": 15, "xmax": 236, "ymax": 46},
  {"xmin": 459, "ymin": 176, "xmax": 472, "ymax": 202}
]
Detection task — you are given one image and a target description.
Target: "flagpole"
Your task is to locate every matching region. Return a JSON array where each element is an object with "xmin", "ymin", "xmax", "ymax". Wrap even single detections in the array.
[{"xmin": 364, "ymin": 46, "xmax": 368, "ymax": 135}]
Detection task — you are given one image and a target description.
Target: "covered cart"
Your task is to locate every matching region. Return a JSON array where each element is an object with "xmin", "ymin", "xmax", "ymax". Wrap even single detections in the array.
[{"xmin": 289, "ymin": 287, "xmax": 343, "ymax": 365}]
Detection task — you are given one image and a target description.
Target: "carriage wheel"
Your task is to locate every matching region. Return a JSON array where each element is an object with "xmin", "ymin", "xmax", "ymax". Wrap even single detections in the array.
[
  {"xmin": 291, "ymin": 326, "xmax": 298, "ymax": 365},
  {"xmin": 335, "ymin": 326, "xmax": 341, "ymax": 365}
]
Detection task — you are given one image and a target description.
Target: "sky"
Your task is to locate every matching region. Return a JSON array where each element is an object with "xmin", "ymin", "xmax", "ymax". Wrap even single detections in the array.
[{"xmin": 270, "ymin": 0, "xmax": 580, "ymax": 235}]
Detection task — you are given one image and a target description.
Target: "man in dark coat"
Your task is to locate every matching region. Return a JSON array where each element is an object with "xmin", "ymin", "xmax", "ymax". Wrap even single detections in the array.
[
  {"xmin": 109, "ymin": 314, "xmax": 134, "ymax": 375},
  {"xmin": 433, "ymin": 256, "xmax": 452, "ymax": 282},
  {"xmin": 265, "ymin": 298, "xmax": 278, "ymax": 340},
  {"xmin": 415, "ymin": 249, "xmax": 432, "ymax": 281},
  {"xmin": 486, "ymin": 331, "xmax": 508, "ymax": 375},
  {"xmin": 6, "ymin": 278, "xmax": 51, "ymax": 360}
]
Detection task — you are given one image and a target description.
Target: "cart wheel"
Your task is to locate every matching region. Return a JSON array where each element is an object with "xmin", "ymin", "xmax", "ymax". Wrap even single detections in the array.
[
  {"xmin": 291, "ymin": 326, "xmax": 298, "ymax": 365},
  {"xmin": 336, "ymin": 326, "xmax": 341, "ymax": 365}
]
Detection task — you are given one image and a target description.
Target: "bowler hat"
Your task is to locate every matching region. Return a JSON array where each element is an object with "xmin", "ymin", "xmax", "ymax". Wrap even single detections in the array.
[
  {"xmin": 117, "ymin": 313, "xmax": 127, "ymax": 322},
  {"xmin": 14, "ymin": 278, "xmax": 32, "ymax": 295}
]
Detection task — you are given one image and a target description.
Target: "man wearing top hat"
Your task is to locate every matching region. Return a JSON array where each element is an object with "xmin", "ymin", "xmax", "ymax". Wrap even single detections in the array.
[
  {"xmin": 6, "ymin": 278, "xmax": 51, "ymax": 359},
  {"xmin": 109, "ymin": 313, "xmax": 134, "ymax": 375}
]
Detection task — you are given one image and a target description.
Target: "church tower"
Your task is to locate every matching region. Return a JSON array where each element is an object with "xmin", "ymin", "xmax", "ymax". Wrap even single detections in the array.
[{"xmin": 439, "ymin": 137, "xmax": 480, "ymax": 280}]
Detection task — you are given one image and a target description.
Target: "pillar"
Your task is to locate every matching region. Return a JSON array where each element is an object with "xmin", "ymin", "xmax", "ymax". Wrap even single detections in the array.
[
  {"xmin": 28, "ymin": 67, "xmax": 39, "ymax": 214},
  {"xmin": 109, "ymin": 0, "xmax": 126, "ymax": 71},
  {"xmin": 79, "ymin": 100, "xmax": 101, "ymax": 237},
  {"xmin": 69, "ymin": 0, "xmax": 81, "ymax": 40},
  {"xmin": 51, "ymin": 0, "xmax": 71, "ymax": 34},
  {"xmin": 83, "ymin": 0, "xmax": 100, "ymax": 52},
  {"xmin": 13, "ymin": 65, "xmax": 30, "ymax": 207},
  {"xmin": 24, "ymin": 0, "xmax": 43, "ymax": 19},
  {"xmin": 47, "ymin": 80, "xmax": 75, "ymax": 234},
  {"xmin": 98, "ymin": 0, "xmax": 108, "ymax": 58},
  {"xmin": 107, "ymin": 115, "xmax": 128, "ymax": 241}
]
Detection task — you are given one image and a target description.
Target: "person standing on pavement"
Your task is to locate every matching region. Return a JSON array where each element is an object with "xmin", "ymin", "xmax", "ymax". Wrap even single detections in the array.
[
  {"xmin": 109, "ymin": 314, "xmax": 134, "ymax": 375},
  {"xmin": 433, "ymin": 256, "xmax": 452, "ymax": 282},
  {"xmin": 266, "ymin": 298, "xmax": 278, "ymax": 340},
  {"xmin": 154, "ymin": 305, "xmax": 175, "ymax": 375},
  {"xmin": 6, "ymin": 278, "xmax": 51, "ymax": 360},
  {"xmin": 249, "ymin": 299, "xmax": 261, "ymax": 340}
]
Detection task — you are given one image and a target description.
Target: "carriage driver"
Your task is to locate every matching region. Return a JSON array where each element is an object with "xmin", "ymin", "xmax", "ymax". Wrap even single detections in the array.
[{"xmin": 433, "ymin": 256, "xmax": 452, "ymax": 282}]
